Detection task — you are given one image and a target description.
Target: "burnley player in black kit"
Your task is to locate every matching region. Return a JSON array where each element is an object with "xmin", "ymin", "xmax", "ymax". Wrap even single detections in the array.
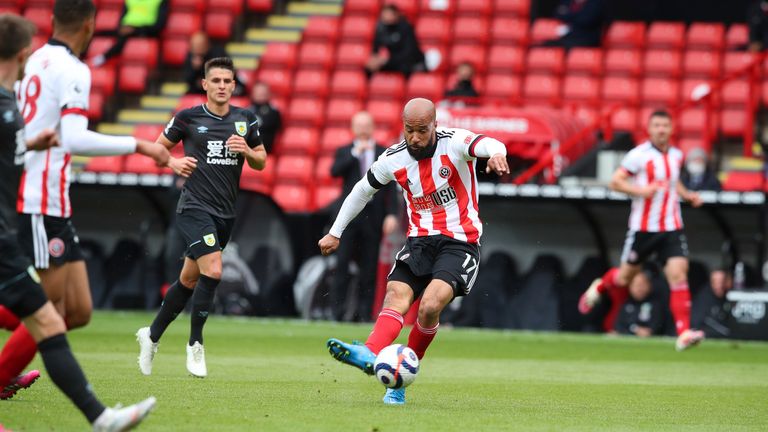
[
  {"xmin": 0, "ymin": 13, "xmax": 155, "ymax": 431},
  {"xmin": 136, "ymin": 57, "xmax": 267, "ymax": 378}
]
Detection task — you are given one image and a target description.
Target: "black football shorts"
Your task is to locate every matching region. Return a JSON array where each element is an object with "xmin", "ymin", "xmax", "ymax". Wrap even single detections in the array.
[
  {"xmin": 176, "ymin": 208, "xmax": 235, "ymax": 260},
  {"xmin": 620, "ymin": 229, "xmax": 689, "ymax": 265},
  {"xmin": 17, "ymin": 214, "xmax": 84, "ymax": 269}
]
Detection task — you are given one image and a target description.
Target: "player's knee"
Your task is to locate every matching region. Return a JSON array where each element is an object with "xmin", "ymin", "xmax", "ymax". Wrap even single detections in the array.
[
  {"xmin": 65, "ymin": 309, "xmax": 91, "ymax": 329},
  {"xmin": 418, "ymin": 296, "xmax": 444, "ymax": 321},
  {"xmin": 24, "ymin": 304, "xmax": 66, "ymax": 342},
  {"xmin": 202, "ymin": 268, "xmax": 222, "ymax": 280},
  {"xmin": 180, "ymin": 274, "xmax": 198, "ymax": 288}
]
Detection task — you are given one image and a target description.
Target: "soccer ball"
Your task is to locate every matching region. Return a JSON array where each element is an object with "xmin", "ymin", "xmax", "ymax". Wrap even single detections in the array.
[{"xmin": 373, "ymin": 344, "xmax": 419, "ymax": 389}]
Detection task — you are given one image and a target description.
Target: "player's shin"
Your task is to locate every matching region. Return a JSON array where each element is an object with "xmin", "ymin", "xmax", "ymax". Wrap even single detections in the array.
[
  {"xmin": 407, "ymin": 320, "xmax": 438, "ymax": 359},
  {"xmin": 189, "ymin": 275, "xmax": 219, "ymax": 346},
  {"xmin": 669, "ymin": 281, "xmax": 691, "ymax": 335},
  {"xmin": 0, "ymin": 325, "xmax": 37, "ymax": 388},
  {"xmin": 364, "ymin": 308, "xmax": 404, "ymax": 355},
  {"xmin": 149, "ymin": 280, "xmax": 194, "ymax": 343}
]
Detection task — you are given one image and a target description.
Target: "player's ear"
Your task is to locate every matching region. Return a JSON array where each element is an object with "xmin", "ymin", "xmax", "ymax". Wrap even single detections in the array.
[{"xmin": 201, "ymin": 78, "xmax": 208, "ymax": 91}]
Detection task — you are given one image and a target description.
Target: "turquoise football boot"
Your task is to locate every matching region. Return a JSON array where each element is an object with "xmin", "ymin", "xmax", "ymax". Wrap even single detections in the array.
[
  {"xmin": 382, "ymin": 388, "xmax": 406, "ymax": 405},
  {"xmin": 326, "ymin": 338, "xmax": 375, "ymax": 375}
]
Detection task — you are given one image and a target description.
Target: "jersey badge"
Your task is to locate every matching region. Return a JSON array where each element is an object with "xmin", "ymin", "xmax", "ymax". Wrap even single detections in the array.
[
  {"xmin": 438, "ymin": 165, "xmax": 452, "ymax": 179},
  {"xmin": 234, "ymin": 121, "xmax": 247, "ymax": 137},
  {"xmin": 204, "ymin": 234, "xmax": 216, "ymax": 247},
  {"xmin": 48, "ymin": 238, "xmax": 65, "ymax": 258}
]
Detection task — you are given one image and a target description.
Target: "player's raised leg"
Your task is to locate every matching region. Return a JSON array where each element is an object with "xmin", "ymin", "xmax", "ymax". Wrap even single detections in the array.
[{"xmin": 666, "ymin": 257, "xmax": 704, "ymax": 350}]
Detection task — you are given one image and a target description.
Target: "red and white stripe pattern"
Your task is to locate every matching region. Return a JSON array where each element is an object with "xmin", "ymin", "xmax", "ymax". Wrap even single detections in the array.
[
  {"xmin": 16, "ymin": 43, "xmax": 91, "ymax": 218},
  {"xmin": 373, "ymin": 128, "xmax": 483, "ymax": 243},
  {"xmin": 620, "ymin": 141, "xmax": 684, "ymax": 232}
]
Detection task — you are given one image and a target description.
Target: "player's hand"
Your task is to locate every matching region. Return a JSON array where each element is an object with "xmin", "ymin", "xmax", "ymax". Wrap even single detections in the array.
[
  {"xmin": 26, "ymin": 128, "xmax": 59, "ymax": 151},
  {"xmin": 318, "ymin": 234, "xmax": 340, "ymax": 256},
  {"xmin": 136, "ymin": 139, "xmax": 171, "ymax": 167},
  {"xmin": 168, "ymin": 156, "xmax": 198, "ymax": 178},
  {"xmin": 226, "ymin": 134, "xmax": 249, "ymax": 154},
  {"xmin": 637, "ymin": 182, "xmax": 661, "ymax": 198},
  {"xmin": 485, "ymin": 153, "xmax": 510, "ymax": 176},
  {"xmin": 687, "ymin": 191, "xmax": 703, "ymax": 208}
]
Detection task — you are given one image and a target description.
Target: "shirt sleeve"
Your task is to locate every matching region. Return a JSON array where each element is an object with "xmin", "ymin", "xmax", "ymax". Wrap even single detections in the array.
[
  {"xmin": 366, "ymin": 153, "xmax": 395, "ymax": 189},
  {"xmin": 246, "ymin": 111, "xmax": 263, "ymax": 149},
  {"xmin": 59, "ymin": 65, "xmax": 90, "ymax": 114},
  {"xmin": 620, "ymin": 149, "xmax": 642, "ymax": 175},
  {"xmin": 163, "ymin": 110, "xmax": 188, "ymax": 143},
  {"xmin": 449, "ymin": 128, "xmax": 486, "ymax": 161}
]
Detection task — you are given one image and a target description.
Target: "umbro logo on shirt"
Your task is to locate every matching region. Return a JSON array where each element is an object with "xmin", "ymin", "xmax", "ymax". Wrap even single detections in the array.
[{"xmin": 197, "ymin": 126, "xmax": 208, "ymax": 134}]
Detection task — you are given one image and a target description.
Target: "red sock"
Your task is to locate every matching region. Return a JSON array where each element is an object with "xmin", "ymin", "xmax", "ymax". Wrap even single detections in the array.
[
  {"xmin": 364, "ymin": 308, "xmax": 404, "ymax": 355},
  {"xmin": 599, "ymin": 267, "xmax": 627, "ymax": 294},
  {"xmin": 669, "ymin": 281, "xmax": 691, "ymax": 335},
  {"xmin": 408, "ymin": 320, "xmax": 438, "ymax": 359},
  {"xmin": 0, "ymin": 325, "xmax": 37, "ymax": 388},
  {"xmin": 603, "ymin": 286, "xmax": 629, "ymax": 332},
  {"xmin": 0, "ymin": 307, "xmax": 20, "ymax": 331}
]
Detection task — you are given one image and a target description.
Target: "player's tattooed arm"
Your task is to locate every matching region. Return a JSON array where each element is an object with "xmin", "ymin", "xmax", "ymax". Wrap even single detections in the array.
[
  {"xmin": 26, "ymin": 128, "xmax": 59, "ymax": 151},
  {"xmin": 227, "ymin": 134, "xmax": 266, "ymax": 170}
]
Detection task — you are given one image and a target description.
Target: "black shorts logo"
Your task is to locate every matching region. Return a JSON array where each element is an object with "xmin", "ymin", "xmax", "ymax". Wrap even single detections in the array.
[{"xmin": 48, "ymin": 238, "xmax": 65, "ymax": 258}]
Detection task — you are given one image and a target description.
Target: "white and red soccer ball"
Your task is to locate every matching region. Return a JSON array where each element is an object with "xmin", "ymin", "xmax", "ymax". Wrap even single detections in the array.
[{"xmin": 373, "ymin": 344, "xmax": 419, "ymax": 389}]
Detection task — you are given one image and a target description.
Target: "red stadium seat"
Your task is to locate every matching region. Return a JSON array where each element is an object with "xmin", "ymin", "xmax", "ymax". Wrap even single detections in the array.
[
  {"xmin": 164, "ymin": 12, "xmax": 202, "ymax": 38},
  {"xmin": 335, "ymin": 42, "xmax": 369, "ymax": 70},
  {"xmin": 99, "ymin": 0, "xmax": 126, "ymax": 8},
  {"xmin": 722, "ymin": 171, "xmax": 763, "ymax": 192},
  {"xmin": 94, "ymin": 8, "xmax": 121, "ymax": 33},
  {"xmin": 723, "ymin": 51, "xmax": 759, "ymax": 75},
  {"xmin": 416, "ymin": 15, "xmax": 451, "ymax": 45},
  {"xmin": 607, "ymin": 107, "xmax": 639, "ymax": 133},
  {"xmin": 90, "ymin": 66, "xmax": 116, "ymax": 97},
  {"xmin": 484, "ymin": 74, "xmax": 522, "ymax": 104},
  {"xmin": 602, "ymin": 77, "xmax": 640, "ymax": 105},
  {"xmin": 298, "ymin": 42, "xmax": 336, "ymax": 70},
  {"xmin": 240, "ymin": 162, "xmax": 274, "ymax": 195},
  {"xmin": 24, "ymin": 7, "xmax": 52, "ymax": 36},
  {"xmin": 604, "ymin": 49, "xmax": 642, "ymax": 77},
  {"xmin": 687, "ymin": 23, "xmax": 725, "ymax": 51},
  {"xmin": 88, "ymin": 92, "xmax": 104, "ymax": 121},
  {"xmin": 677, "ymin": 138, "xmax": 708, "ymax": 155},
  {"xmin": 293, "ymin": 69, "xmax": 331, "ymax": 98},
  {"xmin": 721, "ymin": 79, "xmax": 750, "ymax": 107},
  {"xmin": 341, "ymin": 15, "xmax": 376, "ymax": 42},
  {"xmin": 170, "ymin": 0, "xmax": 205, "ymax": 12},
  {"xmin": 678, "ymin": 108, "xmax": 716, "ymax": 137},
  {"xmin": 366, "ymin": 99, "xmax": 401, "ymax": 129},
  {"xmin": 133, "ymin": 124, "xmax": 165, "ymax": 141},
  {"xmin": 494, "ymin": 0, "xmax": 530, "ymax": 17},
  {"xmin": 271, "ymin": 183, "xmax": 312, "ymax": 212},
  {"xmin": 86, "ymin": 156, "xmax": 124, "ymax": 173},
  {"xmin": 260, "ymin": 43, "xmax": 298, "ymax": 70},
  {"xmin": 161, "ymin": 37, "xmax": 189, "ymax": 67},
  {"xmin": 320, "ymin": 127, "xmax": 353, "ymax": 152},
  {"xmin": 405, "ymin": 73, "xmax": 445, "ymax": 101},
  {"xmin": 176, "ymin": 94, "xmax": 207, "ymax": 111},
  {"xmin": 118, "ymin": 64, "xmax": 148, "ymax": 93},
  {"xmin": 303, "ymin": 16, "xmax": 340, "ymax": 44},
  {"xmin": 214, "ymin": 0, "xmax": 243, "ymax": 15},
  {"xmin": 254, "ymin": 68, "xmax": 293, "ymax": 97},
  {"xmin": 275, "ymin": 155, "xmax": 314, "ymax": 184},
  {"xmin": 449, "ymin": 44, "xmax": 488, "ymax": 74},
  {"xmin": 287, "ymin": 98, "xmax": 325, "ymax": 127},
  {"xmin": 720, "ymin": 109, "xmax": 747, "ymax": 137},
  {"xmin": 488, "ymin": 45, "xmax": 525, "ymax": 73},
  {"xmin": 641, "ymin": 78, "xmax": 680, "ymax": 106},
  {"xmin": 566, "ymin": 48, "xmax": 603, "ymax": 76},
  {"xmin": 453, "ymin": 16, "xmax": 490, "ymax": 45},
  {"xmin": 368, "ymin": 73, "xmax": 406, "ymax": 101},
  {"xmin": 387, "ymin": 0, "xmax": 418, "ymax": 21},
  {"xmin": 683, "ymin": 51, "xmax": 722, "ymax": 79},
  {"xmin": 122, "ymin": 38, "xmax": 158, "ymax": 68},
  {"xmin": 0, "ymin": 6, "xmax": 20, "ymax": 14},
  {"xmin": 490, "ymin": 17, "xmax": 529, "ymax": 45},
  {"xmin": 124, "ymin": 154, "xmax": 160, "ymax": 175},
  {"xmin": 326, "ymin": 98, "xmax": 363, "ymax": 126},
  {"xmin": 457, "ymin": 0, "xmax": 492, "ymax": 16},
  {"xmin": 247, "ymin": 0, "xmax": 273, "ymax": 12},
  {"xmin": 87, "ymin": 37, "xmax": 115, "ymax": 59},
  {"xmin": 278, "ymin": 127, "xmax": 320, "ymax": 157},
  {"xmin": 726, "ymin": 24, "xmax": 749, "ymax": 50},
  {"xmin": 205, "ymin": 12, "xmax": 234, "ymax": 40},
  {"xmin": 530, "ymin": 18, "xmax": 562, "ymax": 44},
  {"xmin": 523, "ymin": 74, "xmax": 561, "ymax": 106},
  {"xmin": 527, "ymin": 47, "xmax": 565, "ymax": 75},
  {"xmin": 330, "ymin": 70, "xmax": 368, "ymax": 100},
  {"xmin": 643, "ymin": 49, "xmax": 682, "ymax": 78},
  {"xmin": 315, "ymin": 184, "xmax": 342, "ymax": 210},
  {"xmin": 646, "ymin": 22, "xmax": 685, "ymax": 50},
  {"xmin": 562, "ymin": 76, "xmax": 600, "ymax": 105},
  {"xmin": 605, "ymin": 21, "xmax": 646, "ymax": 49},
  {"xmin": 374, "ymin": 128, "xmax": 395, "ymax": 146},
  {"xmin": 344, "ymin": 0, "xmax": 380, "ymax": 16}
]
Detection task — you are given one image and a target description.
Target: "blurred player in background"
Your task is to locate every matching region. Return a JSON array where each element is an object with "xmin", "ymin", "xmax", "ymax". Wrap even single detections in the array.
[
  {"xmin": 0, "ymin": 0, "xmax": 169, "ymax": 399},
  {"xmin": 319, "ymin": 98, "xmax": 509, "ymax": 405},
  {"xmin": 0, "ymin": 13, "xmax": 156, "ymax": 430},
  {"xmin": 136, "ymin": 57, "xmax": 267, "ymax": 378},
  {"xmin": 578, "ymin": 110, "xmax": 705, "ymax": 351}
]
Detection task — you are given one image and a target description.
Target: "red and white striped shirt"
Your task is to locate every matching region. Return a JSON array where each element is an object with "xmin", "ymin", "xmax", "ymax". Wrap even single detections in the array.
[
  {"xmin": 620, "ymin": 141, "xmax": 684, "ymax": 232},
  {"xmin": 369, "ymin": 127, "xmax": 485, "ymax": 243},
  {"xmin": 16, "ymin": 41, "xmax": 91, "ymax": 218}
]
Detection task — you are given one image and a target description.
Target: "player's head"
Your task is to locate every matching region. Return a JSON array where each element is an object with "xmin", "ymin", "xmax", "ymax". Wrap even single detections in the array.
[
  {"xmin": 402, "ymin": 98, "xmax": 437, "ymax": 160},
  {"xmin": 203, "ymin": 57, "xmax": 236, "ymax": 106},
  {"xmin": 380, "ymin": 4, "xmax": 400, "ymax": 25},
  {"xmin": 351, "ymin": 111, "xmax": 374, "ymax": 141},
  {"xmin": 53, "ymin": 0, "xmax": 96, "ymax": 53},
  {"xmin": 647, "ymin": 109, "xmax": 673, "ymax": 148},
  {"xmin": 0, "ymin": 14, "xmax": 36, "ymax": 79}
]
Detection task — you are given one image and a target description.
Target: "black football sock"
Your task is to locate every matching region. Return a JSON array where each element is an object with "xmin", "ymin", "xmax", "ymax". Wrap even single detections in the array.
[
  {"xmin": 37, "ymin": 334, "xmax": 106, "ymax": 423},
  {"xmin": 149, "ymin": 280, "xmax": 193, "ymax": 343},
  {"xmin": 189, "ymin": 275, "xmax": 219, "ymax": 346}
]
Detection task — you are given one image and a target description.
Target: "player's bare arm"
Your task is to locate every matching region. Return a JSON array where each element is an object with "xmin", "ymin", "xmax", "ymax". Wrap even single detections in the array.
[
  {"xmin": 485, "ymin": 153, "xmax": 510, "ymax": 175},
  {"xmin": 135, "ymin": 138, "xmax": 170, "ymax": 167},
  {"xmin": 226, "ymin": 134, "xmax": 266, "ymax": 170},
  {"xmin": 676, "ymin": 181, "xmax": 703, "ymax": 208},
  {"xmin": 167, "ymin": 156, "xmax": 198, "ymax": 178},
  {"xmin": 610, "ymin": 168, "xmax": 659, "ymax": 198},
  {"xmin": 26, "ymin": 128, "xmax": 58, "ymax": 151}
]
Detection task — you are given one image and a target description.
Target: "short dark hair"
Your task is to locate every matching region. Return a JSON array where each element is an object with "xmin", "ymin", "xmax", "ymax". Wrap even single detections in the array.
[
  {"xmin": 649, "ymin": 109, "xmax": 672, "ymax": 121},
  {"xmin": 382, "ymin": 4, "xmax": 400, "ymax": 14},
  {"xmin": 53, "ymin": 0, "xmax": 96, "ymax": 34},
  {"xmin": 204, "ymin": 57, "xmax": 235, "ymax": 77},
  {"xmin": 0, "ymin": 14, "xmax": 36, "ymax": 60}
]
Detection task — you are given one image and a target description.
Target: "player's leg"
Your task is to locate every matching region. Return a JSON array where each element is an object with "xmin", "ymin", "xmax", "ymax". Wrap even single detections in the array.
[
  {"xmin": 0, "ymin": 306, "xmax": 20, "ymax": 330},
  {"xmin": 61, "ymin": 260, "xmax": 92, "ymax": 329},
  {"xmin": 147, "ymin": 257, "xmax": 199, "ymax": 344},
  {"xmin": 665, "ymin": 256, "xmax": 691, "ymax": 334},
  {"xmin": 189, "ymin": 250, "xmax": 222, "ymax": 346},
  {"xmin": 408, "ymin": 279, "xmax": 454, "ymax": 359}
]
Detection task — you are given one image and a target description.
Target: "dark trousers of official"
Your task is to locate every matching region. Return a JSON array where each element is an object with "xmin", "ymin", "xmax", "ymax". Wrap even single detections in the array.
[{"xmin": 330, "ymin": 216, "xmax": 381, "ymax": 322}]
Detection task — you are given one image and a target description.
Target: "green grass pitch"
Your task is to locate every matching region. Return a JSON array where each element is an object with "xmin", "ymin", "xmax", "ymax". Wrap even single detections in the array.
[{"xmin": 1, "ymin": 312, "xmax": 767, "ymax": 431}]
